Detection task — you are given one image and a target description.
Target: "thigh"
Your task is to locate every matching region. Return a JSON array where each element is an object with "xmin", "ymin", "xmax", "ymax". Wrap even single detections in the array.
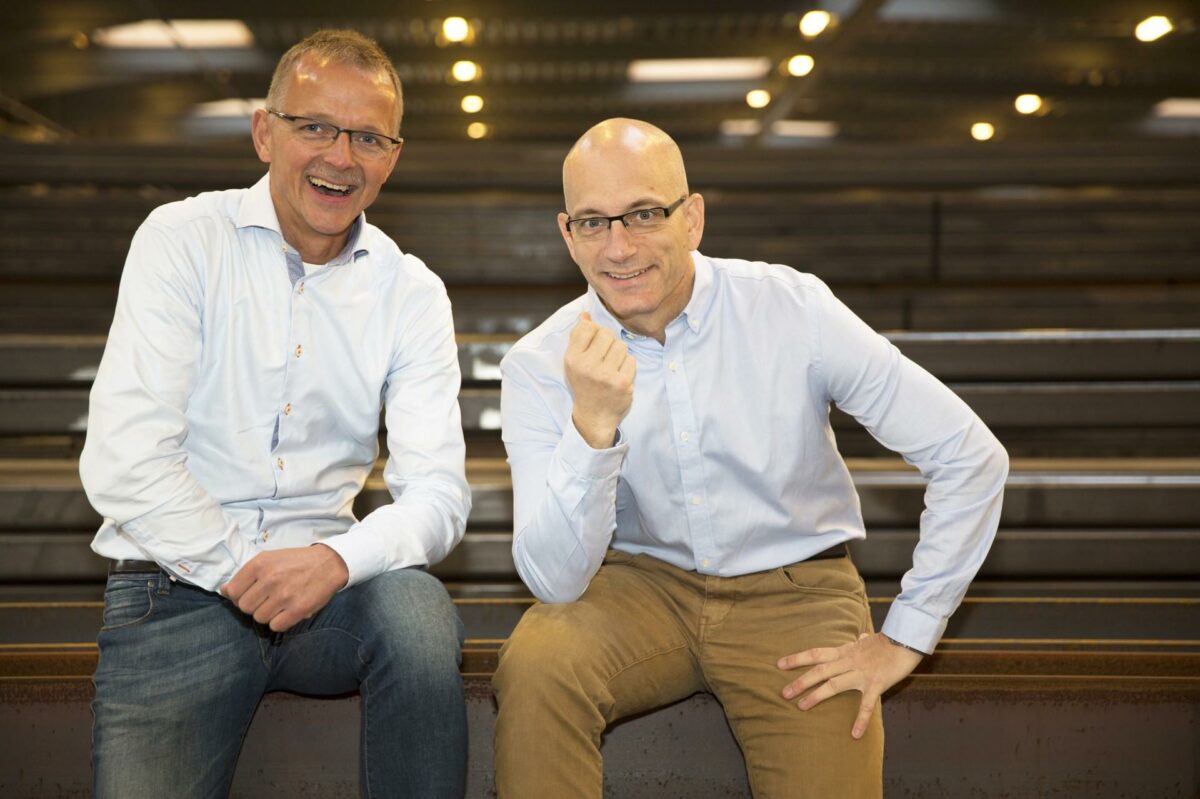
[
  {"xmin": 92, "ymin": 570, "xmax": 268, "ymax": 799},
  {"xmin": 702, "ymin": 557, "xmax": 882, "ymax": 799},
  {"xmin": 268, "ymin": 567, "xmax": 464, "ymax": 695},
  {"xmin": 494, "ymin": 551, "xmax": 705, "ymax": 723}
]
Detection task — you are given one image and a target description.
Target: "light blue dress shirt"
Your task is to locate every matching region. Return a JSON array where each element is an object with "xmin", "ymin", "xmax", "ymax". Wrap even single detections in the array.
[
  {"xmin": 500, "ymin": 252, "xmax": 1008, "ymax": 653},
  {"xmin": 81, "ymin": 175, "xmax": 471, "ymax": 592}
]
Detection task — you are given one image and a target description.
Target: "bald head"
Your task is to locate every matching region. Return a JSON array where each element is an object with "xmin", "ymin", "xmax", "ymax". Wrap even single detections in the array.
[{"xmin": 562, "ymin": 118, "xmax": 688, "ymax": 212}]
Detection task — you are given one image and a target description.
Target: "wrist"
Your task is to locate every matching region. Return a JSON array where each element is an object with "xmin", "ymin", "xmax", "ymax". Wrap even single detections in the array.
[
  {"xmin": 883, "ymin": 633, "xmax": 927, "ymax": 657},
  {"xmin": 571, "ymin": 411, "xmax": 620, "ymax": 449}
]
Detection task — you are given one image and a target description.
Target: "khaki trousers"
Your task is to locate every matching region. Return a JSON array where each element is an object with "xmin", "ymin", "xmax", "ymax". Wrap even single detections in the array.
[{"xmin": 493, "ymin": 549, "xmax": 883, "ymax": 798}]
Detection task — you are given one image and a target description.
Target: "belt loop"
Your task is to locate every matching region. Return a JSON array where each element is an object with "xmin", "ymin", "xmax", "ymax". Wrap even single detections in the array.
[{"xmin": 156, "ymin": 568, "xmax": 172, "ymax": 596}]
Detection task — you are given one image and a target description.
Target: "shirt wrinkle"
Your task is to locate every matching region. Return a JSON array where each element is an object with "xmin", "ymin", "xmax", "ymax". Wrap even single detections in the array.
[
  {"xmin": 501, "ymin": 251, "xmax": 1007, "ymax": 653},
  {"xmin": 81, "ymin": 174, "xmax": 470, "ymax": 592}
]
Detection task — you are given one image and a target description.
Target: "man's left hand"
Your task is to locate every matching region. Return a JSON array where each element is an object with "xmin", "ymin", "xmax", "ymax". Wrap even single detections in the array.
[
  {"xmin": 777, "ymin": 632, "xmax": 924, "ymax": 738},
  {"xmin": 220, "ymin": 544, "xmax": 349, "ymax": 632}
]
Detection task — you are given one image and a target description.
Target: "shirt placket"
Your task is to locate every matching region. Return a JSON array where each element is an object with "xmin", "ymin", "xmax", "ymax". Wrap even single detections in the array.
[
  {"xmin": 266, "ymin": 243, "xmax": 310, "ymax": 541},
  {"xmin": 661, "ymin": 320, "xmax": 716, "ymax": 572}
]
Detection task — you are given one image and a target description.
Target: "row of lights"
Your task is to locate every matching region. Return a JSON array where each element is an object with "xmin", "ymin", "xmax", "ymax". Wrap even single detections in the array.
[
  {"xmin": 969, "ymin": 93, "xmax": 1046, "ymax": 141},
  {"xmin": 442, "ymin": 20, "xmax": 486, "ymax": 138}
]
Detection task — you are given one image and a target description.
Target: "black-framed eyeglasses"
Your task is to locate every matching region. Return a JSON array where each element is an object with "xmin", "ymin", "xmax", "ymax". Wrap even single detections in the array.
[
  {"xmin": 266, "ymin": 109, "xmax": 403, "ymax": 160},
  {"xmin": 565, "ymin": 196, "xmax": 688, "ymax": 239}
]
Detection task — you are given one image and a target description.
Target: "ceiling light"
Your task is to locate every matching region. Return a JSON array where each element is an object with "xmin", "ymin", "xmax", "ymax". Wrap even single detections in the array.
[
  {"xmin": 771, "ymin": 120, "xmax": 838, "ymax": 139},
  {"xmin": 1135, "ymin": 16, "xmax": 1173, "ymax": 42},
  {"xmin": 746, "ymin": 90, "xmax": 771, "ymax": 109},
  {"xmin": 1154, "ymin": 98, "xmax": 1200, "ymax": 118},
  {"xmin": 192, "ymin": 98, "xmax": 265, "ymax": 118},
  {"xmin": 461, "ymin": 95, "xmax": 484, "ymax": 113},
  {"xmin": 92, "ymin": 19, "xmax": 254, "ymax": 49},
  {"xmin": 799, "ymin": 10, "xmax": 833, "ymax": 38},
  {"xmin": 787, "ymin": 55, "xmax": 815, "ymax": 77},
  {"xmin": 971, "ymin": 122, "xmax": 995, "ymax": 141},
  {"xmin": 628, "ymin": 58, "xmax": 771, "ymax": 83},
  {"xmin": 1014, "ymin": 94, "xmax": 1043, "ymax": 115},
  {"xmin": 720, "ymin": 119, "xmax": 763, "ymax": 137},
  {"xmin": 442, "ymin": 17, "xmax": 470, "ymax": 43},
  {"xmin": 467, "ymin": 122, "xmax": 489, "ymax": 139},
  {"xmin": 451, "ymin": 60, "xmax": 480, "ymax": 82}
]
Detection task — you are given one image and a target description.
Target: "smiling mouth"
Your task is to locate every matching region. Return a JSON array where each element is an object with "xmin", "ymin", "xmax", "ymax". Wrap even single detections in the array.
[
  {"xmin": 605, "ymin": 267, "xmax": 650, "ymax": 281},
  {"xmin": 307, "ymin": 176, "xmax": 356, "ymax": 197}
]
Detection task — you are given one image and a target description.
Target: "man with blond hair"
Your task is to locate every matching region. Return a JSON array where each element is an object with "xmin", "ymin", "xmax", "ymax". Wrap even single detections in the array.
[
  {"xmin": 493, "ymin": 118, "xmax": 1008, "ymax": 797},
  {"xmin": 83, "ymin": 30, "xmax": 469, "ymax": 797}
]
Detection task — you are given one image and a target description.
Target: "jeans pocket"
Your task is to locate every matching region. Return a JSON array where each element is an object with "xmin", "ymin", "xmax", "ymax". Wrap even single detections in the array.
[{"xmin": 100, "ymin": 578, "xmax": 156, "ymax": 632}]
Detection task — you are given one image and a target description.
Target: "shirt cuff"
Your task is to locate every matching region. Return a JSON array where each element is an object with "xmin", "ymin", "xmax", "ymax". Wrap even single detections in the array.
[
  {"xmin": 319, "ymin": 528, "xmax": 389, "ymax": 589},
  {"xmin": 557, "ymin": 418, "xmax": 628, "ymax": 479},
  {"xmin": 880, "ymin": 601, "xmax": 945, "ymax": 655}
]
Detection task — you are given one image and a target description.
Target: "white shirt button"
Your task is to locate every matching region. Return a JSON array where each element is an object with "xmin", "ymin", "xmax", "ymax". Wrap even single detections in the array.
[
  {"xmin": 668, "ymin": 361, "xmax": 678, "ymax": 372},
  {"xmin": 261, "ymin": 530, "xmax": 270, "ymax": 542},
  {"xmin": 294, "ymin": 344, "xmax": 303, "ymax": 357},
  {"xmin": 275, "ymin": 457, "xmax": 284, "ymax": 470},
  {"xmin": 680, "ymin": 431, "xmax": 690, "ymax": 442},
  {"xmin": 690, "ymin": 495, "xmax": 701, "ymax": 505},
  {"xmin": 701, "ymin": 558, "xmax": 711, "ymax": 568},
  {"xmin": 298, "ymin": 282, "xmax": 305, "ymax": 294},
  {"xmin": 283, "ymin": 403, "xmax": 292, "ymax": 415}
]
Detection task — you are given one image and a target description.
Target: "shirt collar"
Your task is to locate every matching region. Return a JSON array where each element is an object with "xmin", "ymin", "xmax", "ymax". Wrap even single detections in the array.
[
  {"xmin": 584, "ymin": 250, "xmax": 713, "ymax": 340},
  {"xmin": 236, "ymin": 173, "xmax": 370, "ymax": 265}
]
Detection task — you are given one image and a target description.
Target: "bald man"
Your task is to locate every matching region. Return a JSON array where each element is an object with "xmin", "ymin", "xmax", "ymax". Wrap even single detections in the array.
[{"xmin": 492, "ymin": 119, "xmax": 1008, "ymax": 797}]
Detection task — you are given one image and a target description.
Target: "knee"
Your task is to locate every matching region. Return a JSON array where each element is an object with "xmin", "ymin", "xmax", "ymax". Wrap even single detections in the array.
[
  {"xmin": 356, "ymin": 569, "xmax": 463, "ymax": 670},
  {"xmin": 494, "ymin": 607, "xmax": 600, "ymax": 700}
]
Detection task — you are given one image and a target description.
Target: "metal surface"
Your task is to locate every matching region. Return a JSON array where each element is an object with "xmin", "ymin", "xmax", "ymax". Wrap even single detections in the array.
[
  {"xmin": 5, "ymin": 330, "xmax": 1199, "ymax": 387},
  {"xmin": 1, "ymin": 668, "xmax": 1196, "ymax": 798},
  {"xmin": 3, "ymin": 593, "xmax": 1199, "ymax": 647}
]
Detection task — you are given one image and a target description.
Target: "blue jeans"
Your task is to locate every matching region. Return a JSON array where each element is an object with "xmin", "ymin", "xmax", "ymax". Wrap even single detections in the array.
[{"xmin": 92, "ymin": 566, "xmax": 467, "ymax": 798}]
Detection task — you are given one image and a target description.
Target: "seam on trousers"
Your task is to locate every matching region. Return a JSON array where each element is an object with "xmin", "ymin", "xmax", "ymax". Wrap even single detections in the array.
[{"xmin": 601, "ymin": 640, "xmax": 693, "ymax": 700}]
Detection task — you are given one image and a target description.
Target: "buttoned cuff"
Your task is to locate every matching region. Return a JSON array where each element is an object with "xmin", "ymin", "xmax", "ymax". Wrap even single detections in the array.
[
  {"xmin": 319, "ymin": 528, "xmax": 390, "ymax": 589},
  {"xmin": 880, "ymin": 601, "xmax": 944, "ymax": 655},
  {"xmin": 557, "ymin": 418, "xmax": 628, "ymax": 479}
]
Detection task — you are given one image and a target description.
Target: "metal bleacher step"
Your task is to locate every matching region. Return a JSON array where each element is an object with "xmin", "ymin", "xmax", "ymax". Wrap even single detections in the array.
[
  {"xmin": 4, "ymin": 329, "xmax": 1199, "ymax": 386},
  {"xmin": 1, "ymin": 592, "xmax": 1197, "ymax": 651},
  {"xmin": 1, "ymin": 456, "xmax": 1197, "ymax": 533}
]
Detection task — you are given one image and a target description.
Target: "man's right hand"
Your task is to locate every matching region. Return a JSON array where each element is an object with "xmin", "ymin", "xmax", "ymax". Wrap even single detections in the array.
[{"xmin": 564, "ymin": 312, "xmax": 636, "ymax": 448}]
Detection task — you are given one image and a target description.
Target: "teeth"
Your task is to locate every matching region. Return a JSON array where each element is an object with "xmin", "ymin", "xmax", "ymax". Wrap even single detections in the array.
[
  {"xmin": 607, "ymin": 268, "xmax": 648, "ymax": 280},
  {"xmin": 308, "ymin": 176, "xmax": 351, "ymax": 192}
]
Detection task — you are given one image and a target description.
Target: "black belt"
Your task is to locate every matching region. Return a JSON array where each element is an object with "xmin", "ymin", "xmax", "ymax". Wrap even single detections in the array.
[
  {"xmin": 109, "ymin": 559, "xmax": 160, "ymax": 574},
  {"xmin": 806, "ymin": 542, "xmax": 848, "ymax": 561}
]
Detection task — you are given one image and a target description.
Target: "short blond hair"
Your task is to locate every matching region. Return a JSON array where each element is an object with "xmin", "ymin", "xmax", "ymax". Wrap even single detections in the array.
[{"xmin": 266, "ymin": 29, "xmax": 403, "ymax": 133}]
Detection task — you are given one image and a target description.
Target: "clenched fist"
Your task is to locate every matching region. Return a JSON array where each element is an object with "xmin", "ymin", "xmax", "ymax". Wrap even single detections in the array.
[{"xmin": 564, "ymin": 312, "xmax": 636, "ymax": 448}]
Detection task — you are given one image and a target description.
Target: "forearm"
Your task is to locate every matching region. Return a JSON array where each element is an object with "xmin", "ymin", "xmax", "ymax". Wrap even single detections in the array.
[
  {"xmin": 325, "ymin": 474, "xmax": 470, "ymax": 587},
  {"xmin": 509, "ymin": 421, "xmax": 626, "ymax": 603},
  {"xmin": 882, "ymin": 416, "xmax": 1009, "ymax": 652}
]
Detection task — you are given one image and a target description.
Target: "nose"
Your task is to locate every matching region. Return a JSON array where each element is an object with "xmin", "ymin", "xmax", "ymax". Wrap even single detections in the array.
[
  {"xmin": 603, "ymin": 218, "xmax": 638, "ymax": 262},
  {"xmin": 323, "ymin": 129, "xmax": 356, "ymax": 169}
]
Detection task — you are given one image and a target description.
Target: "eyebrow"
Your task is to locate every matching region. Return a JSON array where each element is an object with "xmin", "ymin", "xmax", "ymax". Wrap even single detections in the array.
[{"xmin": 570, "ymin": 197, "xmax": 669, "ymax": 217}]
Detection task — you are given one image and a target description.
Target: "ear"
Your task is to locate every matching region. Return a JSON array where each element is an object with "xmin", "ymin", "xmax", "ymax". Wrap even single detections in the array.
[
  {"xmin": 250, "ymin": 109, "xmax": 272, "ymax": 165},
  {"xmin": 557, "ymin": 211, "xmax": 579, "ymax": 263},
  {"xmin": 684, "ymin": 193, "xmax": 705, "ymax": 251}
]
